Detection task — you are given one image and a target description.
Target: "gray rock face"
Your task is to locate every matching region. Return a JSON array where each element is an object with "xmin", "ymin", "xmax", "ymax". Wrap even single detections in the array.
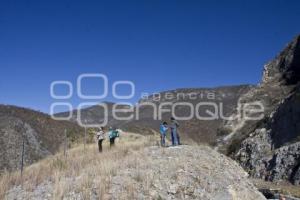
[
  {"xmin": 267, "ymin": 86, "xmax": 300, "ymax": 148},
  {"xmin": 219, "ymin": 34, "xmax": 300, "ymax": 185},
  {"xmin": 268, "ymin": 142, "xmax": 300, "ymax": 183},
  {"xmin": 235, "ymin": 84, "xmax": 300, "ymax": 185},
  {"xmin": 293, "ymin": 166, "xmax": 300, "ymax": 185},
  {"xmin": 235, "ymin": 128, "xmax": 273, "ymax": 179},
  {"xmin": 237, "ymin": 136, "xmax": 300, "ymax": 184}
]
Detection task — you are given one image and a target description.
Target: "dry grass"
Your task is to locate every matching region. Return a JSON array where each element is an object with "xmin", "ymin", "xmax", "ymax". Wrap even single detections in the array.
[{"xmin": 0, "ymin": 132, "xmax": 157, "ymax": 199}]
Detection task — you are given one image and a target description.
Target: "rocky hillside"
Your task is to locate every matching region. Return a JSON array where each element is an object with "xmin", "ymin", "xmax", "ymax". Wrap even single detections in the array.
[
  {"xmin": 1, "ymin": 133, "xmax": 266, "ymax": 200},
  {"xmin": 0, "ymin": 105, "xmax": 83, "ymax": 172},
  {"xmin": 218, "ymin": 35, "xmax": 300, "ymax": 185}
]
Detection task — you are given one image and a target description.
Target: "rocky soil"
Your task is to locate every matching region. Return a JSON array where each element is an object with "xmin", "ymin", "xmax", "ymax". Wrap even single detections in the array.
[{"xmin": 108, "ymin": 145, "xmax": 265, "ymax": 200}]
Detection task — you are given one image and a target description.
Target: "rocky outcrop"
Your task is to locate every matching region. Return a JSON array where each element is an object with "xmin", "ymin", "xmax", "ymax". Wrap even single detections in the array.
[
  {"xmin": 235, "ymin": 82, "xmax": 300, "ymax": 185},
  {"xmin": 262, "ymin": 35, "xmax": 300, "ymax": 85},
  {"xmin": 220, "ymin": 34, "xmax": 300, "ymax": 185},
  {"xmin": 235, "ymin": 128, "xmax": 273, "ymax": 179},
  {"xmin": 269, "ymin": 142, "xmax": 300, "ymax": 184},
  {"xmin": 236, "ymin": 133, "xmax": 300, "ymax": 184},
  {"xmin": 267, "ymin": 85, "xmax": 300, "ymax": 148},
  {"xmin": 108, "ymin": 145, "xmax": 266, "ymax": 200}
]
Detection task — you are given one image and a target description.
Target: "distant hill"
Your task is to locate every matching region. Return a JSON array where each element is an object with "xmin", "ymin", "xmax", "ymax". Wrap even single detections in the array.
[{"xmin": 0, "ymin": 105, "xmax": 83, "ymax": 172}]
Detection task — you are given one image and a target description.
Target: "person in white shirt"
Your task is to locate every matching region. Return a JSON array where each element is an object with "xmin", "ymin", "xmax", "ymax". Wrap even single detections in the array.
[{"xmin": 96, "ymin": 127, "xmax": 105, "ymax": 152}]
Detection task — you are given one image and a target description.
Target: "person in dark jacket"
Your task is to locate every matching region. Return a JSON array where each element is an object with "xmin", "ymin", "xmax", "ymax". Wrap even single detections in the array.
[{"xmin": 170, "ymin": 117, "xmax": 180, "ymax": 146}]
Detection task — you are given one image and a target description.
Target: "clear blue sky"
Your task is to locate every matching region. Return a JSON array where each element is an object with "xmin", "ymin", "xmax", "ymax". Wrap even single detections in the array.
[{"xmin": 0, "ymin": 0, "xmax": 299, "ymax": 113}]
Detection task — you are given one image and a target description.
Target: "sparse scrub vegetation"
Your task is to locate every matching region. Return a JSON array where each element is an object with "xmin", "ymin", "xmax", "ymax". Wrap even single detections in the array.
[{"xmin": 0, "ymin": 133, "xmax": 154, "ymax": 199}]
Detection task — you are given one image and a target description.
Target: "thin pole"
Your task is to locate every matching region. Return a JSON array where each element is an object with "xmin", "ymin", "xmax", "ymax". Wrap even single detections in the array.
[
  {"xmin": 20, "ymin": 135, "xmax": 25, "ymax": 177},
  {"xmin": 64, "ymin": 129, "xmax": 67, "ymax": 157},
  {"xmin": 84, "ymin": 126, "xmax": 87, "ymax": 151},
  {"xmin": 84, "ymin": 119, "xmax": 87, "ymax": 151}
]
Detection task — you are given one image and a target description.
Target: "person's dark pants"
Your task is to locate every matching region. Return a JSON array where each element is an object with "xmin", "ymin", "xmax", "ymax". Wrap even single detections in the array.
[
  {"xmin": 160, "ymin": 135, "xmax": 166, "ymax": 147},
  {"xmin": 177, "ymin": 134, "xmax": 181, "ymax": 145},
  {"xmin": 171, "ymin": 131, "xmax": 178, "ymax": 146},
  {"xmin": 98, "ymin": 139, "xmax": 104, "ymax": 152},
  {"xmin": 110, "ymin": 138, "xmax": 115, "ymax": 147},
  {"xmin": 171, "ymin": 132, "xmax": 175, "ymax": 145}
]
